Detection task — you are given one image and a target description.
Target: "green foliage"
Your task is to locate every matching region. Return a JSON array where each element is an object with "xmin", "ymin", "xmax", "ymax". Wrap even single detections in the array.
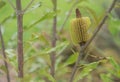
[
  {"xmin": 0, "ymin": 0, "xmax": 120, "ymax": 82},
  {"xmin": 24, "ymin": 10, "xmax": 59, "ymax": 30},
  {"xmin": 109, "ymin": 57, "xmax": 120, "ymax": 78},
  {"xmin": 65, "ymin": 52, "xmax": 78, "ymax": 66},
  {"xmin": 100, "ymin": 74, "xmax": 113, "ymax": 82},
  {"xmin": 74, "ymin": 62, "xmax": 99, "ymax": 82},
  {"xmin": 100, "ymin": 57, "xmax": 120, "ymax": 82}
]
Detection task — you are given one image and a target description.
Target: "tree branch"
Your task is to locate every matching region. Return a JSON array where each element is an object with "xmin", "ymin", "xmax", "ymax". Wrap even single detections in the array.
[
  {"xmin": 69, "ymin": 0, "xmax": 117, "ymax": 82},
  {"xmin": 22, "ymin": 0, "xmax": 35, "ymax": 13},
  {"xmin": 0, "ymin": 25, "xmax": 10, "ymax": 82},
  {"xmin": 50, "ymin": 0, "xmax": 57, "ymax": 78},
  {"xmin": 16, "ymin": 0, "xmax": 24, "ymax": 78},
  {"xmin": 7, "ymin": 0, "xmax": 16, "ymax": 10},
  {"xmin": 82, "ymin": 0, "xmax": 117, "ymax": 52}
]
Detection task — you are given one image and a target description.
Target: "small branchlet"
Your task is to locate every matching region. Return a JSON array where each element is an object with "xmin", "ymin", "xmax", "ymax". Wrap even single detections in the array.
[{"xmin": 69, "ymin": 0, "xmax": 117, "ymax": 81}]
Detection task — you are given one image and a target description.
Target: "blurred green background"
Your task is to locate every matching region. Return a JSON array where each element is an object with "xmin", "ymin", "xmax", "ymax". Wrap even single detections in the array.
[{"xmin": 0, "ymin": 0, "xmax": 120, "ymax": 82}]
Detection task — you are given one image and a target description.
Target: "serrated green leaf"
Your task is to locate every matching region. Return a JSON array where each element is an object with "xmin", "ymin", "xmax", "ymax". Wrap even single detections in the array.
[
  {"xmin": 100, "ymin": 74, "xmax": 112, "ymax": 82},
  {"xmin": 24, "ymin": 41, "xmax": 69, "ymax": 64},
  {"xmin": 74, "ymin": 62, "xmax": 99, "ymax": 82},
  {"xmin": 64, "ymin": 52, "xmax": 78, "ymax": 66},
  {"xmin": 109, "ymin": 57, "xmax": 120, "ymax": 70},
  {"xmin": 40, "ymin": 69, "xmax": 56, "ymax": 82},
  {"xmin": 24, "ymin": 10, "xmax": 60, "ymax": 30},
  {"xmin": 45, "ymin": 41, "xmax": 69, "ymax": 54},
  {"xmin": 109, "ymin": 57, "xmax": 120, "ymax": 78}
]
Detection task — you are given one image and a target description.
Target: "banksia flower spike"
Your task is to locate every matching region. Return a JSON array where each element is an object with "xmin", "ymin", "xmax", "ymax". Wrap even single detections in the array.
[{"xmin": 70, "ymin": 9, "xmax": 91, "ymax": 45}]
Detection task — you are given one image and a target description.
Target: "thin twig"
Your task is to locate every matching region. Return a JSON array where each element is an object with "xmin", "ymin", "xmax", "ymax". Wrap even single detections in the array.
[
  {"xmin": 22, "ymin": 0, "xmax": 35, "ymax": 13},
  {"xmin": 7, "ymin": 0, "xmax": 16, "ymax": 10},
  {"xmin": 82, "ymin": 0, "xmax": 117, "ymax": 52},
  {"xmin": 59, "ymin": 0, "xmax": 78, "ymax": 33},
  {"xmin": 69, "ymin": 47, "xmax": 85, "ymax": 82},
  {"xmin": 16, "ymin": 0, "xmax": 24, "ymax": 78},
  {"xmin": 0, "ymin": 25, "xmax": 10, "ymax": 82},
  {"xmin": 50, "ymin": 0, "xmax": 57, "ymax": 78},
  {"xmin": 69, "ymin": 0, "xmax": 117, "ymax": 82}
]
